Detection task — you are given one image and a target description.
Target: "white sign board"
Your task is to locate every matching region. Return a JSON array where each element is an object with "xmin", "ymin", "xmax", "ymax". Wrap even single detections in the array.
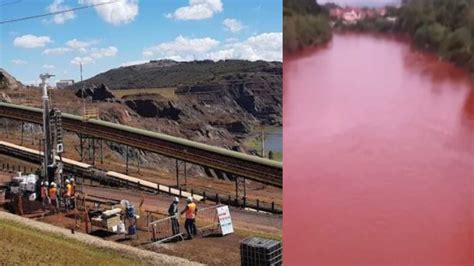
[{"xmin": 217, "ymin": 205, "xmax": 234, "ymax": 235}]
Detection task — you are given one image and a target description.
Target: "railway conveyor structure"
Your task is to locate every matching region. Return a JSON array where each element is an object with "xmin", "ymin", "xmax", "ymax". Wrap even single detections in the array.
[{"xmin": 0, "ymin": 102, "xmax": 282, "ymax": 188}]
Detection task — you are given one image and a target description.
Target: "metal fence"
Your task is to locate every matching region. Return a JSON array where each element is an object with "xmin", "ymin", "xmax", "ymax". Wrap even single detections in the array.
[
  {"xmin": 148, "ymin": 214, "xmax": 184, "ymax": 243},
  {"xmin": 147, "ymin": 204, "xmax": 225, "ymax": 243},
  {"xmin": 195, "ymin": 204, "xmax": 222, "ymax": 235}
]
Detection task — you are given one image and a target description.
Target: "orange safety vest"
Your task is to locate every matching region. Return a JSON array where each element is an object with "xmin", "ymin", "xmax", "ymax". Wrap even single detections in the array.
[
  {"xmin": 66, "ymin": 184, "xmax": 73, "ymax": 197},
  {"xmin": 185, "ymin": 202, "xmax": 197, "ymax": 219},
  {"xmin": 49, "ymin": 187, "xmax": 57, "ymax": 200}
]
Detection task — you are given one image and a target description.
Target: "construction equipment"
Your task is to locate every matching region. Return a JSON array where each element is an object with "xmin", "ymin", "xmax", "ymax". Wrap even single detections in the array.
[
  {"xmin": 90, "ymin": 207, "xmax": 124, "ymax": 232},
  {"xmin": 38, "ymin": 73, "xmax": 64, "ymax": 185},
  {"xmin": 87, "ymin": 199, "xmax": 140, "ymax": 235},
  {"xmin": 9, "ymin": 172, "xmax": 38, "ymax": 201},
  {"xmin": 6, "ymin": 73, "xmax": 65, "ymax": 213}
]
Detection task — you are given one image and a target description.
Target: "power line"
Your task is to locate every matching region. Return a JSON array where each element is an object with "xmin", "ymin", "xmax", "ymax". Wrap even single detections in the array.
[
  {"xmin": 0, "ymin": 0, "xmax": 118, "ymax": 25},
  {"xmin": 0, "ymin": 0, "xmax": 22, "ymax": 7}
]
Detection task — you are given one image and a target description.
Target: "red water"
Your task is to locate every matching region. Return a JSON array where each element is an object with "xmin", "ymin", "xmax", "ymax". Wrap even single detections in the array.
[{"xmin": 284, "ymin": 33, "xmax": 474, "ymax": 265}]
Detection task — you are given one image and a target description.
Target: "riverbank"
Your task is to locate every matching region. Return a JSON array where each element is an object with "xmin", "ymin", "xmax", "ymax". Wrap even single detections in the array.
[
  {"xmin": 283, "ymin": 0, "xmax": 332, "ymax": 53},
  {"xmin": 327, "ymin": 0, "xmax": 474, "ymax": 73}
]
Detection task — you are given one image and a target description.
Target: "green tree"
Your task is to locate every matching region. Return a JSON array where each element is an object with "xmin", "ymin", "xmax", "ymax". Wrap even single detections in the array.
[
  {"xmin": 283, "ymin": 0, "xmax": 332, "ymax": 52},
  {"xmin": 441, "ymin": 27, "xmax": 472, "ymax": 65}
]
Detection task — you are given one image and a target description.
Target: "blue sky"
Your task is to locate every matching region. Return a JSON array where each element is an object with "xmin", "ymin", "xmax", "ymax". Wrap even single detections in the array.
[{"xmin": 0, "ymin": 0, "xmax": 282, "ymax": 85}]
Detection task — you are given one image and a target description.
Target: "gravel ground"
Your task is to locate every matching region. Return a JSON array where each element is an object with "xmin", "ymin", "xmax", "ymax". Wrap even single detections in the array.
[{"xmin": 0, "ymin": 211, "xmax": 203, "ymax": 265}]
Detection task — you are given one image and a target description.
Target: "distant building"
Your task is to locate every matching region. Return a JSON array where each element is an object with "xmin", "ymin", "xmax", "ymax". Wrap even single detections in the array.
[
  {"xmin": 342, "ymin": 10, "xmax": 363, "ymax": 24},
  {"xmin": 329, "ymin": 7, "xmax": 388, "ymax": 25},
  {"xmin": 386, "ymin": 16, "xmax": 397, "ymax": 23},
  {"xmin": 56, "ymin": 79, "xmax": 74, "ymax": 89}
]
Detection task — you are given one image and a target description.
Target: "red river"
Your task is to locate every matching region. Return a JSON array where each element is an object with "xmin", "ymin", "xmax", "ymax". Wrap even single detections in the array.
[{"xmin": 284, "ymin": 33, "xmax": 474, "ymax": 265}]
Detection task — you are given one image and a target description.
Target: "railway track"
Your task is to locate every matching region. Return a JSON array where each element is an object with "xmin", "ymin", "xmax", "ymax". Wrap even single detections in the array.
[
  {"xmin": 0, "ymin": 102, "xmax": 282, "ymax": 187},
  {"xmin": 0, "ymin": 141, "xmax": 282, "ymax": 214}
]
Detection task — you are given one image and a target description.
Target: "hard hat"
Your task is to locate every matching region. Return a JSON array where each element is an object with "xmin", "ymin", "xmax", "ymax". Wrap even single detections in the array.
[
  {"xmin": 44, "ymin": 181, "xmax": 49, "ymax": 186},
  {"xmin": 187, "ymin": 196, "xmax": 193, "ymax": 202},
  {"xmin": 173, "ymin": 197, "xmax": 179, "ymax": 202},
  {"xmin": 51, "ymin": 182, "xmax": 56, "ymax": 187},
  {"xmin": 65, "ymin": 179, "xmax": 70, "ymax": 184},
  {"xmin": 70, "ymin": 178, "xmax": 74, "ymax": 183},
  {"xmin": 40, "ymin": 181, "xmax": 44, "ymax": 185}
]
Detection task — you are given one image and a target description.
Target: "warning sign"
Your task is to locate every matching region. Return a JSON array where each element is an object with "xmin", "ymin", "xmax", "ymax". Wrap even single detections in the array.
[{"xmin": 217, "ymin": 205, "xmax": 234, "ymax": 235}]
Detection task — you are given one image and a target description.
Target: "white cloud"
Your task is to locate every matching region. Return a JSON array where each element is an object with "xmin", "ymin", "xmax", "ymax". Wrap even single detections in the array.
[
  {"xmin": 78, "ymin": 47, "xmax": 89, "ymax": 54},
  {"xmin": 223, "ymin": 18, "xmax": 243, "ymax": 33},
  {"xmin": 43, "ymin": 64, "xmax": 55, "ymax": 69},
  {"xmin": 71, "ymin": 56, "xmax": 95, "ymax": 65},
  {"xmin": 167, "ymin": 0, "xmax": 223, "ymax": 20},
  {"xmin": 143, "ymin": 36, "xmax": 220, "ymax": 60},
  {"xmin": 69, "ymin": 46, "xmax": 117, "ymax": 65},
  {"xmin": 66, "ymin": 39, "xmax": 93, "ymax": 49},
  {"xmin": 142, "ymin": 33, "xmax": 282, "ymax": 62},
  {"xmin": 120, "ymin": 59, "xmax": 149, "ymax": 67},
  {"xmin": 11, "ymin": 59, "xmax": 28, "ymax": 65},
  {"xmin": 209, "ymin": 32, "xmax": 282, "ymax": 61},
  {"xmin": 79, "ymin": 0, "xmax": 138, "ymax": 25},
  {"xmin": 14, "ymin": 34, "xmax": 52, "ymax": 48},
  {"xmin": 90, "ymin": 46, "xmax": 118, "ymax": 58},
  {"xmin": 46, "ymin": 0, "xmax": 75, "ymax": 24},
  {"xmin": 42, "ymin": 47, "xmax": 72, "ymax": 55},
  {"xmin": 142, "ymin": 32, "xmax": 283, "ymax": 61}
]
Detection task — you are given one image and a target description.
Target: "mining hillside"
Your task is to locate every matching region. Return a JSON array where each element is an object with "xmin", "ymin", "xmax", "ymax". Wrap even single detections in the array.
[
  {"xmin": 72, "ymin": 60, "xmax": 282, "ymax": 147},
  {"xmin": 0, "ymin": 60, "xmax": 281, "ymax": 177}
]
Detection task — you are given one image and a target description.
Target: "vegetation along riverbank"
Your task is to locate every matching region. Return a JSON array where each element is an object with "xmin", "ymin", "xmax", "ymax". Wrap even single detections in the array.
[{"xmin": 286, "ymin": 0, "xmax": 474, "ymax": 73}]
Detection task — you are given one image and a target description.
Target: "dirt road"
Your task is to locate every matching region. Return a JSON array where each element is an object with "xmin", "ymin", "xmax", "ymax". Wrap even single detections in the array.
[{"xmin": 82, "ymin": 185, "xmax": 282, "ymax": 236}]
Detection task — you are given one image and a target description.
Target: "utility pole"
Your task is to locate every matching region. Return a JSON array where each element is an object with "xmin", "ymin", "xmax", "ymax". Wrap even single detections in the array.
[
  {"xmin": 40, "ymin": 73, "xmax": 54, "ymax": 182},
  {"xmin": 81, "ymin": 62, "xmax": 86, "ymax": 118},
  {"xmin": 261, "ymin": 129, "xmax": 265, "ymax": 158}
]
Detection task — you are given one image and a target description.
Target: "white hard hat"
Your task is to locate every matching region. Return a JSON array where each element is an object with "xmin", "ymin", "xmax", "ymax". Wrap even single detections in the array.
[
  {"xmin": 44, "ymin": 181, "xmax": 49, "ymax": 186},
  {"xmin": 187, "ymin": 196, "xmax": 193, "ymax": 202},
  {"xmin": 51, "ymin": 182, "xmax": 56, "ymax": 187},
  {"xmin": 173, "ymin": 197, "xmax": 179, "ymax": 202},
  {"xmin": 65, "ymin": 179, "xmax": 70, "ymax": 183},
  {"xmin": 70, "ymin": 178, "xmax": 74, "ymax": 182}
]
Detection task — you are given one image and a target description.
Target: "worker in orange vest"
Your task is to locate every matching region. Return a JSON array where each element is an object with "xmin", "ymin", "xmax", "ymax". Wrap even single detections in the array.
[
  {"xmin": 40, "ymin": 181, "xmax": 49, "ymax": 210},
  {"xmin": 70, "ymin": 177, "xmax": 76, "ymax": 196},
  {"xmin": 180, "ymin": 196, "xmax": 198, "ymax": 239},
  {"xmin": 49, "ymin": 182, "xmax": 58, "ymax": 213},
  {"xmin": 64, "ymin": 179, "xmax": 73, "ymax": 210},
  {"xmin": 70, "ymin": 177, "xmax": 76, "ymax": 209}
]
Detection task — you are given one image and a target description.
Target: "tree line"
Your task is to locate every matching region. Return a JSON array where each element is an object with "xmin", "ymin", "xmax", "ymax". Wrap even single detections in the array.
[
  {"xmin": 397, "ymin": 0, "xmax": 474, "ymax": 70},
  {"xmin": 283, "ymin": 0, "xmax": 332, "ymax": 53},
  {"xmin": 284, "ymin": 0, "xmax": 474, "ymax": 72}
]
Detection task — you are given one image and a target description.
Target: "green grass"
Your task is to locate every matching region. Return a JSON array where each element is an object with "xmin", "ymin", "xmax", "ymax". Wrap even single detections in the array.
[{"xmin": 0, "ymin": 219, "xmax": 148, "ymax": 265}]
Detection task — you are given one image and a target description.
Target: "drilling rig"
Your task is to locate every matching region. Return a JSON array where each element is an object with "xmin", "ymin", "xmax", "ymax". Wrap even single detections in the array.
[
  {"xmin": 40, "ymin": 73, "xmax": 64, "ymax": 185},
  {"xmin": 8, "ymin": 73, "xmax": 64, "ymax": 203}
]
